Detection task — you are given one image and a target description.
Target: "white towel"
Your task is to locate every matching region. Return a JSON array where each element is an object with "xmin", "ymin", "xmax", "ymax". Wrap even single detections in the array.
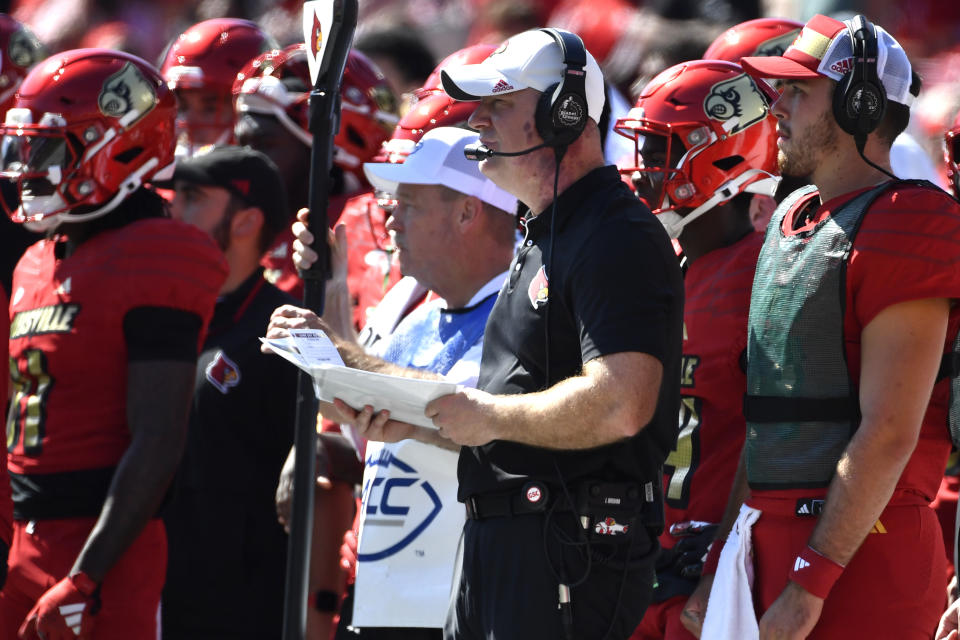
[{"xmin": 702, "ymin": 504, "xmax": 762, "ymax": 640}]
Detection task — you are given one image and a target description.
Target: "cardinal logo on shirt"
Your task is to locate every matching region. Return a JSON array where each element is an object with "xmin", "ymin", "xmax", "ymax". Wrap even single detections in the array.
[
  {"xmin": 527, "ymin": 265, "xmax": 549, "ymax": 310},
  {"xmin": 205, "ymin": 350, "xmax": 241, "ymax": 394}
]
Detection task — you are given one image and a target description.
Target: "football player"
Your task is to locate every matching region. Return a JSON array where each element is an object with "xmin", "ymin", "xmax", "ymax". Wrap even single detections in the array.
[
  {"xmin": 0, "ymin": 14, "xmax": 47, "ymax": 292},
  {"xmin": 0, "ymin": 49, "xmax": 226, "ymax": 639},
  {"xmin": 233, "ymin": 45, "xmax": 398, "ymax": 297},
  {"xmin": 159, "ymin": 18, "xmax": 276, "ymax": 156},
  {"xmin": 703, "ymin": 17, "xmax": 803, "ymax": 61},
  {"xmin": 614, "ymin": 59, "xmax": 779, "ymax": 640}
]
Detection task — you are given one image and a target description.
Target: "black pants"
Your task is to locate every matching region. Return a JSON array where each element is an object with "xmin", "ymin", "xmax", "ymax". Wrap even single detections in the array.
[{"xmin": 445, "ymin": 512, "xmax": 657, "ymax": 640}]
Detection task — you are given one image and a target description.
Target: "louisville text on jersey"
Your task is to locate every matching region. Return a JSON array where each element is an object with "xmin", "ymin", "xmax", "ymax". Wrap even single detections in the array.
[{"xmin": 10, "ymin": 304, "xmax": 81, "ymax": 338}]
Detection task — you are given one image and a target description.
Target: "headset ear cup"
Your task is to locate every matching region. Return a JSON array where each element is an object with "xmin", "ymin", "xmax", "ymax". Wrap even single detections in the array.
[
  {"xmin": 832, "ymin": 74, "xmax": 857, "ymax": 136},
  {"xmin": 535, "ymin": 83, "xmax": 560, "ymax": 144}
]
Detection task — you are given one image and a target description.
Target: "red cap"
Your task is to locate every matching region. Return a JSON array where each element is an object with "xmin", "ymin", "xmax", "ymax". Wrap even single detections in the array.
[{"xmin": 740, "ymin": 14, "xmax": 846, "ymax": 80}]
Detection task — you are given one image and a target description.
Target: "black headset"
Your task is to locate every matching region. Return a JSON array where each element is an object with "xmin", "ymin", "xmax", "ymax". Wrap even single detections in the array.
[
  {"xmin": 832, "ymin": 15, "xmax": 887, "ymax": 143},
  {"xmin": 534, "ymin": 28, "xmax": 589, "ymax": 150}
]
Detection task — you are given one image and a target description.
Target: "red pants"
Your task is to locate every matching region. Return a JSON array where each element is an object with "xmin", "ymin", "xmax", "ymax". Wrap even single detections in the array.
[
  {"xmin": 748, "ymin": 495, "xmax": 947, "ymax": 639},
  {"xmin": 630, "ymin": 595, "xmax": 696, "ymax": 640},
  {"xmin": 0, "ymin": 517, "xmax": 166, "ymax": 639}
]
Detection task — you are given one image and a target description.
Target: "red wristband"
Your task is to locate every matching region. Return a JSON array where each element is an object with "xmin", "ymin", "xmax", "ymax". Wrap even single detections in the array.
[
  {"xmin": 701, "ymin": 540, "xmax": 724, "ymax": 575},
  {"xmin": 69, "ymin": 572, "xmax": 99, "ymax": 597},
  {"xmin": 788, "ymin": 545, "xmax": 845, "ymax": 599}
]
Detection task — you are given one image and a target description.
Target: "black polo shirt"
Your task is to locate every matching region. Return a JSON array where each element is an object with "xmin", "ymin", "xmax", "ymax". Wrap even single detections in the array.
[{"xmin": 458, "ymin": 165, "xmax": 684, "ymax": 500}]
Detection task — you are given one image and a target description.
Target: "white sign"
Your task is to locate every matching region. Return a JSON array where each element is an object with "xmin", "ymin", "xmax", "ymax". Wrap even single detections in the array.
[
  {"xmin": 302, "ymin": 0, "xmax": 334, "ymax": 85},
  {"xmin": 353, "ymin": 440, "xmax": 463, "ymax": 628}
]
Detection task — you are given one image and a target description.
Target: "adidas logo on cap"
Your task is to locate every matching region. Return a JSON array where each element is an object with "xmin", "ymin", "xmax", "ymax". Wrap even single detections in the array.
[{"xmin": 491, "ymin": 79, "xmax": 514, "ymax": 93}]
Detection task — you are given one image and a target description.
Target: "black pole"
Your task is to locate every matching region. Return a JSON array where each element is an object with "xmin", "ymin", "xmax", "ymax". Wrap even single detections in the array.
[{"xmin": 282, "ymin": 1, "xmax": 358, "ymax": 638}]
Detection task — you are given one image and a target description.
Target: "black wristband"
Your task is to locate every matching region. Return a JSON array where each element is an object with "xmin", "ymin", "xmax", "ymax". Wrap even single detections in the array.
[{"xmin": 313, "ymin": 589, "xmax": 340, "ymax": 613}]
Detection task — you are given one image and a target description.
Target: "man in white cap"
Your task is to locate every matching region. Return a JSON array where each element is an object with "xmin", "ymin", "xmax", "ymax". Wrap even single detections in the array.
[
  {"xmin": 679, "ymin": 13, "xmax": 960, "ymax": 640},
  {"xmin": 336, "ymin": 29, "xmax": 684, "ymax": 640},
  {"xmin": 266, "ymin": 126, "xmax": 517, "ymax": 639}
]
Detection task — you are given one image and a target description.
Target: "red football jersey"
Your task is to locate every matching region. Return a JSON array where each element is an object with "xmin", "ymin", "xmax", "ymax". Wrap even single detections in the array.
[
  {"xmin": 0, "ymin": 284, "xmax": 10, "ymax": 545},
  {"xmin": 661, "ymin": 232, "xmax": 762, "ymax": 549},
  {"xmin": 758, "ymin": 184, "xmax": 960, "ymax": 505},
  {"xmin": 7, "ymin": 218, "xmax": 227, "ymax": 476},
  {"xmin": 260, "ymin": 192, "xmax": 354, "ymax": 300},
  {"xmin": 336, "ymin": 191, "xmax": 402, "ymax": 331}
]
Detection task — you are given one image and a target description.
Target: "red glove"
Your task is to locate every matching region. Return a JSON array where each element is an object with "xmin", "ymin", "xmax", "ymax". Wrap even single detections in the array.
[
  {"xmin": 19, "ymin": 572, "xmax": 99, "ymax": 640},
  {"xmin": 339, "ymin": 529, "xmax": 358, "ymax": 574}
]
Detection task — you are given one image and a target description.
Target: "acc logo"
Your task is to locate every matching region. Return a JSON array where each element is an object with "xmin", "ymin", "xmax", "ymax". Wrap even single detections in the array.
[
  {"xmin": 98, "ymin": 62, "xmax": 156, "ymax": 122},
  {"xmin": 703, "ymin": 73, "xmax": 768, "ymax": 134},
  {"xmin": 205, "ymin": 350, "xmax": 241, "ymax": 394},
  {"xmin": 359, "ymin": 448, "xmax": 443, "ymax": 561},
  {"xmin": 753, "ymin": 30, "xmax": 801, "ymax": 58},
  {"xmin": 830, "ymin": 57, "xmax": 854, "ymax": 76},
  {"xmin": 527, "ymin": 265, "xmax": 548, "ymax": 310}
]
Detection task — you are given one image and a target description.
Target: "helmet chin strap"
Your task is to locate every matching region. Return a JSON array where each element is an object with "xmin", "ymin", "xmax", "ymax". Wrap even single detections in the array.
[{"xmin": 656, "ymin": 169, "xmax": 780, "ymax": 239}]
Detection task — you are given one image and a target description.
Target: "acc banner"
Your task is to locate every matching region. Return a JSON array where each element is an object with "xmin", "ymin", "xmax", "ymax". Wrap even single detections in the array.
[{"xmin": 353, "ymin": 439, "xmax": 463, "ymax": 628}]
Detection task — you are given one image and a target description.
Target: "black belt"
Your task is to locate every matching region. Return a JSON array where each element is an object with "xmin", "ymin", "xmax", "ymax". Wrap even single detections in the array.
[{"xmin": 464, "ymin": 482, "xmax": 561, "ymax": 520}]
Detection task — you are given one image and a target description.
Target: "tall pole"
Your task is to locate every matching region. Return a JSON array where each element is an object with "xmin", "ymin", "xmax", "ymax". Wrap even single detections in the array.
[{"xmin": 282, "ymin": 1, "xmax": 358, "ymax": 637}]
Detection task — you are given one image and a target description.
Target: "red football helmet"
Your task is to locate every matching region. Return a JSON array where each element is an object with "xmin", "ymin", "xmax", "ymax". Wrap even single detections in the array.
[
  {"xmin": 0, "ymin": 15, "xmax": 47, "ymax": 116},
  {"xmin": 372, "ymin": 43, "xmax": 496, "ymax": 164},
  {"xmin": 160, "ymin": 18, "xmax": 277, "ymax": 151},
  {"xmin": 234, "ymin": 45, "xmax": 397, "ymax": 175},
  {"xmin": 615, "ymin": 60, "xmax": 779, "ymax": 238},
  {"xmin": 703, "ymin": 18, "xmax": 803, "ymax": 62},
  {"xmin": 946, "ymin": 108, "xmax": 960, "ymax": 198},
  {"xmin": 546, "ymin": 0, "xmax": 634, "ymax": 64},
  {"xmin": 0, "ymin": 49, "xmax": 176, "ymax": 231}
]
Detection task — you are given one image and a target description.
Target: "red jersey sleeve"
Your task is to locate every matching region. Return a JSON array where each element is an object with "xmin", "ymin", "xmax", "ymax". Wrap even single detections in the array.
[
  {"xmin": 848, "ymin": 186, "xmax": 960, "ymax": 327},
  {"xmin": 844, "ymin": 184, "xmax": 960, "ymax": 502}
]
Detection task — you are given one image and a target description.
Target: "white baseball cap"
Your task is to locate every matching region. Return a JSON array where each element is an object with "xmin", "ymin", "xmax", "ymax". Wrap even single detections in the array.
[
  {"xmin": 362, "ymin": 127, "xmax": 518, "ymax": 213},
  {"xmin": 439, "ymin": 29, "xmax": 605, "ymax": 124},
  {"xmin": 741, "ymin": 14, "xmax": 915, "ymax": 106}
]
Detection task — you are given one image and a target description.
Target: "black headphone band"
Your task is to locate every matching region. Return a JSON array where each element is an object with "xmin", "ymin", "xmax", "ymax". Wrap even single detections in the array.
[{"xmin": 539, "ymin": 28, "xmax": 587, "ymax": 73}]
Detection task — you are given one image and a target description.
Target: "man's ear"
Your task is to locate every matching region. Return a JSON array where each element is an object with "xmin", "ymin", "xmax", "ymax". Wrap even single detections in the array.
[
  {"xmin": 231, "ymin": 206, "xmax": 264, "ymax": 240},
  {"xmin": 457, "ymin": 195, "xmax": 483, "ymax": 233}
]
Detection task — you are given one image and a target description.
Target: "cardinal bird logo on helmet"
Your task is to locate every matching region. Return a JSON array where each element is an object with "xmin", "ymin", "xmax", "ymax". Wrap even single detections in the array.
[
  {"xmin": 98, "ymin": 62, "xmax": 155, "ymax": 122},
  {"xmin": 703, "ymin": 73, "xmax": 768, "ymax": 135}
]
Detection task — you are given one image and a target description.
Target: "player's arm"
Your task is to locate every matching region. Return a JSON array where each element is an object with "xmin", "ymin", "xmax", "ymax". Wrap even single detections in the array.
[
  {"xmin": 71, "ymin": 307, "xmax": 202, "ymax": 582},
  {"xmin": 759, "ymin": 297, "xmax": 949, "ymax": 638}
]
